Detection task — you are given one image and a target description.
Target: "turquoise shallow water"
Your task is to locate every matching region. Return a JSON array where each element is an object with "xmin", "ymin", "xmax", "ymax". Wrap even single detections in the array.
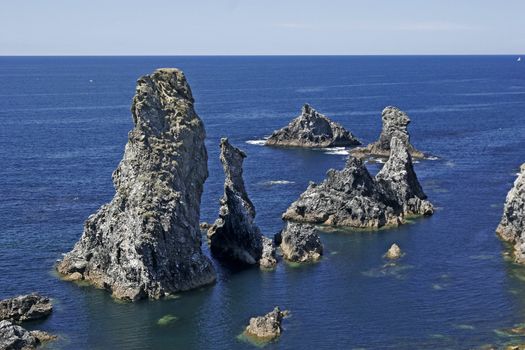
[{"xmin": 1, "ymin": 56, "xmax": 525, "ymax": 349}]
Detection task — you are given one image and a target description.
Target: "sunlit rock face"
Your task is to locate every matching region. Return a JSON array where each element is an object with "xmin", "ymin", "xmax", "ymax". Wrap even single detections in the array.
[
  {"xmin": 57, "ymin": 68, "xmax": 216, "ymax": 301},
  {"xmin": 497, "ymin": 164, "xmax": 525, "ymax": 263}
]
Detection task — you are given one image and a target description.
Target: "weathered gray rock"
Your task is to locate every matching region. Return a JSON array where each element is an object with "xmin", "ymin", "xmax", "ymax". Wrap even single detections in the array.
[
  {"xmin": 376, "ymin": 137, "xmax": 433, "ymax": 216},
  {"xmin": 279, "ymin": 222, "xmax": 323, "ymax": 263},
  {"xmin": 352, "ymin": 106, "xmax": 424, "ymax": 158},
  {"xmin": 384, "ymin": 243, "xmax": 403, "ymax": 259},
  {"xmin": 57, "ymin": 68, "xmax": 216, "ymax": 301},
  {"xmin": 497, "ymin": 164, "xmax": 525, "ymax": 263},
  {"xmin": 0, "ymin": 320, "xmax": 39, "ymax": 350},
  {"xmin": 244, "ymin": 307, "xmax": 289, "ymax": 341},
  {"xmin": 0, "ymin": 294, "xmax": 52, "ymax": 323},
  {"xmin": 259, "ymin": 236, "xmax": 278, "ymax": 270},
  {"xmin": 208, "ymin": 138, "xmax": 263, "ymax": 265},
  {"xmin": 265, "ymin": 104, "xmax": 360, "ymax": 148},
  {"xmin": 283, "ymin": 137, "xmax": 433, "ymax": 229}
]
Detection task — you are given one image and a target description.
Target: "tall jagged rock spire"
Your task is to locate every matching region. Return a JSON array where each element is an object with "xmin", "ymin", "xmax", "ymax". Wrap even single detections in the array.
[
  {"xmin": 353, "ymin": 106, "xmax": 424, "ymax": 158},
  {"xmin": 57, "ymin": 68, "xmax": 216, "ymax": 301},
  {"xmin": 207, "ymin": 138, "xmax": 264, "ymax": 265}
]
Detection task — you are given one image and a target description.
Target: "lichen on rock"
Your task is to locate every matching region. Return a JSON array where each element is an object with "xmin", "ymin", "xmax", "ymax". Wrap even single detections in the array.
[
  {"xmin": 497, "ymin": 164, "xmax": 525, "ymax": 263},
  {"xmin": 56, "ymin": 68, "xmax": 216, "ymax": 301},
  {"xmin": 265, "ymin": 104, "xmax": 360, "ymax": 148}
]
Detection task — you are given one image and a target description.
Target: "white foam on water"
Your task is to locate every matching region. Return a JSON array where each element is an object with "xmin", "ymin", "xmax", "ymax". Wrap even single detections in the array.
[
  {"xmin": 426, "ymin": 156, "xmax": 439, "ymax": 161},
  {"xmin": 245, "ymin": 139, "xmax": 267, "ymax": 146},
  {"xmin": 261, "ymin": 180, "xmax": 295, "ymax": 186}
]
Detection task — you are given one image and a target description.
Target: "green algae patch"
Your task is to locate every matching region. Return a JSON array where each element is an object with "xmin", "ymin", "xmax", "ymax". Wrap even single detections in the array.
[
  {"xmin": 157, "ymin": 314, "xmax": 179, "ymax": 326},
  {"xmin": 237, "ymin": 331, "xmax": 280, "ymax": 348}
]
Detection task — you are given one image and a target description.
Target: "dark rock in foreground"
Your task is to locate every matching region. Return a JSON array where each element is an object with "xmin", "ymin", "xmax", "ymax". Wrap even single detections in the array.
[
  {"xmin": 0, "ymin": 320, "xmax": 56, "ymax": 350},
  {"xmin": 244, "ymin": 307, "xmax": 289, "ymax": 341},
  {"xmin": 265, "ymin": 104, "xmax": 361, "ymax": 148},
  {"xmin": 352, "ymin": 106, "xmax": 424, "ymax": 158},
  {"xmin": 0, "ymin": 294, "xmax": 52, "ymax": 323},
  {"xmin": 57, "ymin": 68, "xmax": 216, "ymax": 301},
  {"xmin": 283, "ymin": 137, "xmax": 433, "ymax": 229},
  {"xmin": 208, "ymin": 138, "xmax": 263, "ymax": 265},
  {"xmin": 279, "ymin": 222, "xmax": 323, "ymax": 263},
  {"xmin": 497, "ymin": 164, "xmax": 525, "ymax": 263}
]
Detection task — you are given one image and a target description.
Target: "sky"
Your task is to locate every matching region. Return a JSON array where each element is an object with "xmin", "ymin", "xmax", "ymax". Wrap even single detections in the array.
[{"xmin": 0, "ymin": 0, "xmax": 523, "ymax": 55}]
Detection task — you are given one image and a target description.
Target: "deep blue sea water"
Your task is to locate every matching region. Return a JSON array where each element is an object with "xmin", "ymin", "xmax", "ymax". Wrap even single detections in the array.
[{"xmin": 1, "ymin": 56, "xmax": 525, "ymax": 349}]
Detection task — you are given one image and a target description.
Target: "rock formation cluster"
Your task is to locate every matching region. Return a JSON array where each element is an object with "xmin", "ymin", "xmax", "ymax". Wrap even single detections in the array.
[
  {"xmin": 0, "ymin": 294, "xmax": 56, "ymax": 350},
  {"xmin": 56, "ymin": 68, "xmax": 216, "ymax": 301},
  {"xmin": 277, "ymin": 222, "xmax": 323, "ymax": 263},
  {"xmin": 497, "ymin": 164, "xmax": 525, "ymax": 263},
  {"xmin": 353, "ymin": 106, "xmax": 424, "ymax": 158},
  {"xmin": 283, "ymin": 137, "xmax": 433, "ymax": 228},
  {"xmin": 265, "ymin": 104, "xmax": 361, "ymax": 148},
  {"xmin": 244, "ymin": 307, "xmax": 289, "ymax": 341}
]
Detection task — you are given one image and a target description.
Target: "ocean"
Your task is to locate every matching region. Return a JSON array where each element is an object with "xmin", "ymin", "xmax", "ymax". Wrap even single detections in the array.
[{"xmin": 1, "ymin": 56, "xmax": 524, "ymax": 349}]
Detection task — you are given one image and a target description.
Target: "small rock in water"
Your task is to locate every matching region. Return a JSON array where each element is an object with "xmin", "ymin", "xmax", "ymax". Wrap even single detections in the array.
[
  {"xmin": 244, "ymin": 307, "xmax": 289, "ymax": 341},
  {"xmin": 384, "ymin": 244, "xmax": 403, "ymax": 260},
  {"xmin": 0, "ymin": 294, "xmax": 53, "ymax": 323},
  {"xmin": 279, "ymin": 222, "xmax": 323, "ymax": 263},
  {"xmin": 259, "ymin": 236, "xmax": 278, "ymax": 270},
  {"xmin": 265, "ymin": 104, "xmax": 360, "ymax": 148},
  {"xmin": 0, "ymin": 320, "xmax": 56, "ymax": 350}
]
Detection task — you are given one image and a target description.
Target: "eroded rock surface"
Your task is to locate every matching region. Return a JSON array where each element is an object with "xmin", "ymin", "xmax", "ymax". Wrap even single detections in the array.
[
  {"xmin": 497, "ymin": 164, "xmax": 525, "ymax": 263},
  {"xmin": 353, "ymin": 106, "xmax": 424, "ymax": 158},
  {"xmin": 283, "ymin": 137, "xmax": 433, "ymax": 229},
  {"xmin": 0, "ymin": 294, "xmax": 52, "ymax": 323},
  {"xmin": 259, "ymin": 237, "xmax": 278, "ymax": 269},
  {"xmin": 208, "ymin": 138, "xmax": 263, "ymax": 265},
  {"xmin": 279, "ymin": 222, "xmax": 323, "ymax": 263},
  {"xmin": 265, "ymin": 104, "xmax": 360, "ymax": 148},
  {"xmin": 57, "ymin": 68, "xmax": 216, "ymax": 301},
  {"xmin": 0, "ymin": 320, "xmax": 55, "ymax": 350},
  {"xmin": 244, "ymin": 307, "xmax": 289, "ymax": 341}
]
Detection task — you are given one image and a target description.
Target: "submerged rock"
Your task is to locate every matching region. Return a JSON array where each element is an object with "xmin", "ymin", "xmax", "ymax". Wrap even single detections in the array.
[
  {"xmin": 384, "ymin": 243, "xmax": 403, "ymax": 259},
  {"xmin": 497, "ymin": 164, "xmax": 525, "ymax": 263},
  {"xmin": 208, "ymin": 138, "xmax": 263, "ymax": 265},
  {"xmin": 244, "ymin": 307, "xmax": 289, "ymax": 341},
  {"xmin": 0, "ymin": 294, "xmax": 52, "ymax": 323},
  {"xmin": 352, "ymin": 106, "xmax": 424, "ymax": 158},
  {"xmin": 57, "ymin": 68, "xmax": 216, "ymax": 301},
  {"xmin": 265, "ymin": 104, "xmax": 361, "ymax": 148},
  {"xmin": 279, "ymin": 222, "xmax": 323, "ymax": 263},
  {"xmin": 283, "ymin": 137, "xmax": 433, "ymax": 229}
]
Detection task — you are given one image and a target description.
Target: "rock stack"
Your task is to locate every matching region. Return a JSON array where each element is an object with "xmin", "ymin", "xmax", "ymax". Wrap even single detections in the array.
[
  {"xmin": 265, "ymin": 104, "xmax": 361, "ymax": 148},
  {"xmin": 208, "ymin": 139, "xmax": 277, "ymax": 268},
  {"xmin": 278, "ymin": 222, "xmax": 323, "ymax": 263},
  {"xmin": 57, "ymin": 68, "xmax": 216, "ymax": 301},
  {"xmin": 352, "ymin": 106, "xmax": 424, "ymax": 158},
  {"xmin": 283, "ymin": 137, "xmax": 433, "ymax": 229},
  {"xmin": 497, "ymin": 164, "xmax": 525, "ymax": 263}
]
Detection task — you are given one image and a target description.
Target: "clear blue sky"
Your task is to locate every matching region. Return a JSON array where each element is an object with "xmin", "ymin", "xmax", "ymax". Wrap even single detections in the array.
[{"xmin": 1, "ymin": 0, "xmax": 523, "ymax": 55}]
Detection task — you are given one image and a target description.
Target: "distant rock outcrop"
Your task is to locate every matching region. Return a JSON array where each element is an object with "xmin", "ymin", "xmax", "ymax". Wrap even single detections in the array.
[
  {"xmin": 497, "ymin": 164, "xmax": 525, "ymax": 263},
  {"xmin": 279, "ymin": 222, "xmax": 323, "ymax": 263},
  {"xmin": 352, "ymin": 106, "xmax": 424, "ymax": 158},
  {"xmin": 265, "ymin": 104, "xmax": 361, "ymax": 148},
  {"xmin": 57, "ymin": 68, "xmax": 216, "ymax": 301},
  {"xmin": 244, "ymin": 307, "xmax": 289, "ymax": 341},
  {"xmin": 283, "ymin": 137, "xmax": 433, "ymax": 228},
  {"xmin": 208, "ymin": 138, "xmax": 265, "ymax": 266},
  {"xmin": 0, "ymin": 294, "xmax": 52, "ymax": 323}
]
